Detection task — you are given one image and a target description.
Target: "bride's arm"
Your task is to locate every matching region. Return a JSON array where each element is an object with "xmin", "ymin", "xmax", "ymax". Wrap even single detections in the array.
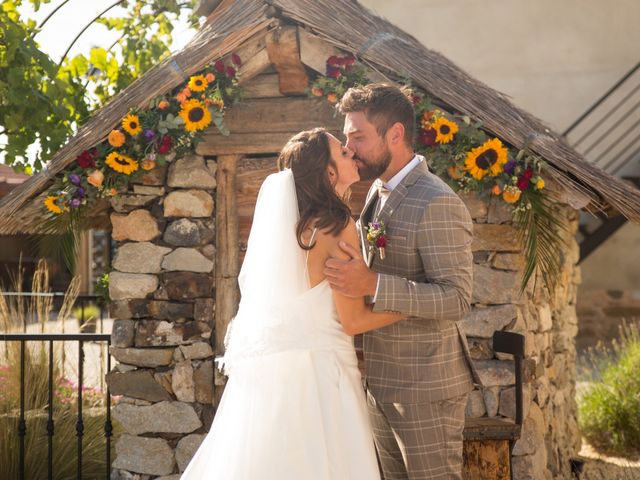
[{"xmin": 330, "ymin": 219, "xmax": 404, "ymax": 335}]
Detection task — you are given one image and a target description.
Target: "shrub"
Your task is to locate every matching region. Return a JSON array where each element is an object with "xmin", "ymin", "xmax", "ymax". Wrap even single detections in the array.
[{"xmin": 578, "ymin": 322, "xmax": 640, "ymax": 458}]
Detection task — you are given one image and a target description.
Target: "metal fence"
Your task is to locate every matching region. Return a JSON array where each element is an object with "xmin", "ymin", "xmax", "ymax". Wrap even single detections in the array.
[{"xmin": 0, "ymin": 333, "xmax": 112, "ymax": 480}]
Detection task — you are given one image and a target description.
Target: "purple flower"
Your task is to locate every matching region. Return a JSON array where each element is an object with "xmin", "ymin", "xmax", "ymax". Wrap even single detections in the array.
[
  {"xmin": 504, "ymin": 160, "xmax": 517, "ymax": 175},
  {"xmin": 70, "ymin": 198, "xmax": 81, "ymax": 209},
  {"xmin": 69, "ymin": 173, "xmax": 81, "ymax": 186},
  {"xmin": 143, "ymin": 129, "xmax": 156, "ymax": 142},
  {"xmin": 75, "ymin": 187, "xmax": 85, "ymax": 198}
]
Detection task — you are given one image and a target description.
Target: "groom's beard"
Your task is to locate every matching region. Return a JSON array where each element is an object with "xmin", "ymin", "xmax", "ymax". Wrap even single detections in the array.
[{"xmin": 355, "ymin": 145, "xmax": 392, "ymax": 181}]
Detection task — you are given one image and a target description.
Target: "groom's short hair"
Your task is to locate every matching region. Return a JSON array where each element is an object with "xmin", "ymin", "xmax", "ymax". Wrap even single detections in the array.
[{"xmin": 338, "ymin": 83, "xmax": 415, "ymax": 147}]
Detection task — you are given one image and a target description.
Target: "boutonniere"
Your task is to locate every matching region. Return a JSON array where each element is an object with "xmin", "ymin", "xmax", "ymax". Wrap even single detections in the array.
[{"xmin": 366, "ymin": 221, "xmax": 388, "ymax": 260}]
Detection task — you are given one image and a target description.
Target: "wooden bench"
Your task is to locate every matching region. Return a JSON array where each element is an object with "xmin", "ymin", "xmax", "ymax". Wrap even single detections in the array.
[{"xmin": 463, "ymin": 331, "xmax": 525, "ymax": 480}]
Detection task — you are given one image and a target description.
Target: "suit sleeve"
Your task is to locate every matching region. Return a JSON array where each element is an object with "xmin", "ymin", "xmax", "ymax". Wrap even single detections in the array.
[{"xmin": 371, "ymin": 192, "xmax": 473, "ymax": 321}]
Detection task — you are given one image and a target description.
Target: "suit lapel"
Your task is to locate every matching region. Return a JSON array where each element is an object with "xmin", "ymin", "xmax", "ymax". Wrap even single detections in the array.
[
  {"xmin": 359, "ymin": 182, "xmax": 380, "ymax": 267},
  {"xmin": 376, "ymin": 159, "xmax": 429, "ymax": 226}
]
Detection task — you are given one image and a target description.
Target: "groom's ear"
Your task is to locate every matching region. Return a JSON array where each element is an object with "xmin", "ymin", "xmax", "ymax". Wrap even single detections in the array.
[{"xmin": 388, "ymin": 122, "xmax": 405, "ymax": 145}]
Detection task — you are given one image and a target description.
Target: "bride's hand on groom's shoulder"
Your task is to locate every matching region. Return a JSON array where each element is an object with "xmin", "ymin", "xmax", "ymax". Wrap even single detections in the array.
[{"xmin": 324, "ymin": 241, "xmax": 377, "ymax": 298}]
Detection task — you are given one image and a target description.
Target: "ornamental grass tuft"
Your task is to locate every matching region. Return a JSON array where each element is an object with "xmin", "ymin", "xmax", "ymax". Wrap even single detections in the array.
[{"xmin": 578, "ymin": 321, "xmax": 640, "ymax": 459}]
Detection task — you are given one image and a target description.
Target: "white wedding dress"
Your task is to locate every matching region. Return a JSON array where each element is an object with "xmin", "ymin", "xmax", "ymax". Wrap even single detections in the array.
[{"xmin": 180, "ymin": 170, "xmax": 380, "ymax": 480}]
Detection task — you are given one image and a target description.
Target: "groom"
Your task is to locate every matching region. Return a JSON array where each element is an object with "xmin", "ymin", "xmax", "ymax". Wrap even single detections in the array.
[{"xmin": 325, "ymin": 83, "xmax": 479, "ymax": 480}]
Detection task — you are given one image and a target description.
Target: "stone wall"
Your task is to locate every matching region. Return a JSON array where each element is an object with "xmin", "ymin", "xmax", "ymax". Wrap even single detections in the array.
[
  {"xmin": 107, "ymin": 155, "xmax": 218, "ymax": 479},
  {"xmin": 459, "ymin": 193, "xmax": 582, "ymax": 480},
  {"xmin": 104, "ymin": 160, "xmax": 583, "ymax": 478}
]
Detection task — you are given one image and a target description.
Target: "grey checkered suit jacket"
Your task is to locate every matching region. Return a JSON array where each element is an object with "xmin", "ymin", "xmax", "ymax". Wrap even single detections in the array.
[{"xmin": 358, "ymin": 156, "xmax": 480, "ymax": 404}]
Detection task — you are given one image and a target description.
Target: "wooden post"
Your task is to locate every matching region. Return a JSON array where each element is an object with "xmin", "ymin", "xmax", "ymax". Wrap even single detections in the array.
[{"xmin": 215, "ymin": 155, "xmax": 242, "ymax": 358}]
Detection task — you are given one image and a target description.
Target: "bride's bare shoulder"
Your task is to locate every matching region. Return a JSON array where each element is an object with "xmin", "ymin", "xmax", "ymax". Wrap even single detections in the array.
[{"xmin": 319, "ymin": 218, "xmax": 359, "ymax": 260}]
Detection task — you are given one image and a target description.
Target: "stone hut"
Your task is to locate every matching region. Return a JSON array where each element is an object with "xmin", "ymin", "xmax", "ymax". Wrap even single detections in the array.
[{"xmin": 1, "ymin": 0, "xmax": 640, "ymax": 479}]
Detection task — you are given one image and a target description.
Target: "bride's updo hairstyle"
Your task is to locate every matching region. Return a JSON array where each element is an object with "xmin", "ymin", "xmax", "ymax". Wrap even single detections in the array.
[{"xmin": 277, "ymin": 127, "xmax": 351, "ymax": 250}]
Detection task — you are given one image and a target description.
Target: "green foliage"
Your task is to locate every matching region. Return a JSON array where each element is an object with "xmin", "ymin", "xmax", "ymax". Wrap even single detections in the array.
[
  {"xmin": 578, "ymin": 323, "xmax": 640, "ymax": 459},
  {"xmin": 1, "ymin": 0, "xmax": 200, "ymax": 171}
]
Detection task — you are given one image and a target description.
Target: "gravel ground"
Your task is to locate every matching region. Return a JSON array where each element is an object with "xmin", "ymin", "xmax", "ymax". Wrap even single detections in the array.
[{"xmin": 579, "ymin": 441, "xmax": 640, "ymax": 480}]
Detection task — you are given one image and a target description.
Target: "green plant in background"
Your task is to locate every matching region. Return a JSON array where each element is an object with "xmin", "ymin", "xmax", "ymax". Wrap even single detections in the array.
[
  {"xmin": 578, "ymin": 322, "xmax": 640, "ymax": 459},
  {"xmin": 94, "ymin": 272, "xmax": 110, "ymax": 305}
]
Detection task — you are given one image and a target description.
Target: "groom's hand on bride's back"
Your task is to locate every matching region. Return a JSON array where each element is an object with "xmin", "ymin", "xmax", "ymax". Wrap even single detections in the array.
[{"xmin": 324, "ymin": 241, "xmax": 378, "ymax": 298}]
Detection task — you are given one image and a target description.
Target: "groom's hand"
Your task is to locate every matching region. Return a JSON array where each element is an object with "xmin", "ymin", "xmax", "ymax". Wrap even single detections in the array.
[{"xmin": 324, "ymin": 241, "xmax": 378, "ymax": 298}]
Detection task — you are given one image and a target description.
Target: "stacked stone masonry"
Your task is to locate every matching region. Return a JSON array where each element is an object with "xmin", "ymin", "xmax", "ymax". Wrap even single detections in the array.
[
  {"xmin": 107, "ymin": 155, "xmax": 217, "ymax": 479},
  {"xmin": 106, "ymin": 156, "xmax": 582, "ymax": 479},
  {"xmin": 460, "ymin": 193, "xmax": 581, "ymax": 480}
]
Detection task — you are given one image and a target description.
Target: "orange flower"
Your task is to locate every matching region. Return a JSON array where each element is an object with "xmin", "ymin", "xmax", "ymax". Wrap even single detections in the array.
[
  {"xmin": 176, "ymin": 92, "xmax": 188, "ymax": 104},
  {"xmin": 158, "ymin": 100, "xmax": 170, "ymax": 109},
  {"xmin": 491, "ymin": 184, "xmax": 502, "ymax": 196},
  {"xmin": 87, "ymin": 170, "xmax": 104, "ymax": 188},
  {"xmin": 502, "ymin": 186, "xmax": 521, "ymax": 204},
  {"xmin": 108, "ymin": 129, "xmax": 126, "ymax": 147},
  {"xmin": 141, "ymin": 159, "xmax": 156, "ymax": 171},
  {"xmin": 447, "ymin": 165, "xmax": 464, "ymax": 180},
  {"xmin": 326, "ymin": 93, "xmax": 338, "ymax": 103},
  {"xmin": 182, "ymin": 88, "xmax": 192, "ymax": 98},
  {"xmin": 107, "ymin": 188, "xmax": 118, "ymax": 197},
  {"xmin": 205, "ymin": 73, "xmax": 216, "ymax": 82},
  {"xmin": 311, "ymin": 87, "xmax": 324, "ymax": 97}
]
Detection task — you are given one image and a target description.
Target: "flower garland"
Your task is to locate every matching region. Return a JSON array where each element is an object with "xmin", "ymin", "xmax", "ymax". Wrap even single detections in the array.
[
  {"xmin": 43, "ymin": 54, "xmax": 244, "ymax": 217},
  {"xmin": 309, "ymin": 56, "xmax": 567, "ymax": 292}
]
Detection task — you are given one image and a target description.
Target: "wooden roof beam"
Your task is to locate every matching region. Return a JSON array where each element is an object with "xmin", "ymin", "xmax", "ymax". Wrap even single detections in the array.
[{"xmin": 266, "ymin": 25, "xmax": 308, "ymax": 95}]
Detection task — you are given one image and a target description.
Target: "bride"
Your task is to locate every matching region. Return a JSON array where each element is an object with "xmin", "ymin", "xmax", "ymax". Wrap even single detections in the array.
[{"xmin": 180, "ymin": 128, "xmax": 403, "ymax": 479}]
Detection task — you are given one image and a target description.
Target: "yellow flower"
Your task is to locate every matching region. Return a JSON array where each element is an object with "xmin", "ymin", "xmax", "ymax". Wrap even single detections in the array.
[
  {"xmin": 44, "ymin": 196, "xmax": 63, "ymax": 214},
  {"xmin": 179, "ymin": 99, "xmax": 212, "ymax": 132},
  {"xmin": 87, "ymin": 170, "xmax": 104, "ymax": 188},
  {"xmin": 502, "ymin": 186, "xmax": 522, "ymax": 204},
  {"xmin": 206, "ymin": 97, "xmax": 224, "ymax": 111},
  {"xmin": 122, "ymin": 114, "xmax": 142, "ymax": 136},
  {"xmin": 464, "ymin": 138, "xmax": 509, "ymax": 180},
  {"xmin": 108, "ymin": 129, "xmax": 126, "ymax": 147},
  {"xmin": 106, "ymin": 152, "xmax": 139, "ymax": 175},
  {"xmin": 188, "ymin": 75, "xmax": 208, "ymax": 92},
  {"xmin": 431, "ymin": 117, "xmax": 459, "ymax": 144},
  {"xmin": 535, "ymin": 177, "xmax": 545, "ymax": 190}
]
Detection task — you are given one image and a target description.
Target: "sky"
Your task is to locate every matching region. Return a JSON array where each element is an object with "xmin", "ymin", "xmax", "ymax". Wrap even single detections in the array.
[{"xmin": 0, "ymin": 0, "xmax": 197, "ymax": 166}]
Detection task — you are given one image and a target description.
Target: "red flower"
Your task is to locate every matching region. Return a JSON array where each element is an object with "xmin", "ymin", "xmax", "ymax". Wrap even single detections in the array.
[
  {"xmin": 327, "ymin": 55, "xmax": 340, "ymax": 67},
  {"xmin": 375, "ymin": 236, "xmax": 387, "ymax": 248},
  {"xmin": 214, "ymin": 60, "xmax": 226, "ymax": 73},
  {"xmin": 410, "ymin": 94, "xmax": 422, "ymax": 105},
  {"xmin": 517, "ymin": 176, "xmax": 530, "ymax": 190},
  {"xmin": 76, "ymin": 148, "xmax": 97, "ymax": 169},
  {"xmin": 523, "ymin": 167, "xmax": 534, "ymax": 180},
  {"xmin": 231, "ymin": 53, "xmax": 242, "ymax": 66},
  {"xmin": 327, "ymin": 67, "xmax": 342, "ymax": 79},
  {"xmin": 419, "ymin": 128, "xmax": 437, "ymax": 146},
  {"xmin": 226, "ymin": 66, "xmax": 236, "ymax": 77},
  {"xmin": 342, "ymin": 55, "xmax": 356, "ymax": 65},
  {"xmin": 158, "ymin": 135, "xmax": 172, "ymax": 154}
]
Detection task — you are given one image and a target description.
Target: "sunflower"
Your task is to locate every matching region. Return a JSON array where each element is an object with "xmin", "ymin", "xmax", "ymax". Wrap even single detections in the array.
[
  {"xmin": 106, "ymin": 152, "xmax": 139, "ymax": 175},
  {"xmin": 179, "ymin": 99, "xmax": 212, "ymax": 132},
  {"xmin": 464, "ymin": 138, "xmax": 509, "ymax": 180},
  {"xmin": 44, "ymin": 195, "xmax": 63, "ymax": 214},
  {"xmin": 431, "ymin": 117, "xmax": 459, "ymax": 144},
  {"xmin": 122, "ymin": 114, "xmax": 142, "ymax": 136},
  {"xmin": 188, "ymin": 75, "xmax": 209, "ymax": 92}
]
